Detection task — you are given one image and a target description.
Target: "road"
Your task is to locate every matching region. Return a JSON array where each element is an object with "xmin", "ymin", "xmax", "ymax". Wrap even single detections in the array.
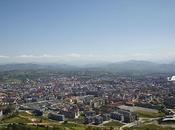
[{"xmin": 119, "ymin": 117, "xmax": 160, "ymax": 130}]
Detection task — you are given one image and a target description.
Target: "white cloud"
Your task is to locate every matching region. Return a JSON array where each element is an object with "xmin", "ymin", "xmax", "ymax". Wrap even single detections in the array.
[
  {"xmin": 1, "ymin": 52, "xmax": 174, "ymax": 63},
  {"xmin": 18, "ymin": 54, "xmax": 61, "ymax": 58},
  {"xmin": 14, "ymin": 53, "xmax": 164, "ymax": 61},
  {"xmin": 66, "ymin": 53, "xmax": 81, "ymax": 58},
  {"xmin": 40, "ymin": 54, "xmax": 61, "ymax": 58},
  {"xmin": 0, "ymin": 55, "xmax": 10, "ymax": 58},
  {"xmin": 18, "ymin": 55, "xmax": 37, "ymax": 58}
]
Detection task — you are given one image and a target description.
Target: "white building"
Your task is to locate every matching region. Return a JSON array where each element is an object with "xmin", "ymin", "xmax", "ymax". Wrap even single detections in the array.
[
  {"xmin": 167, "ymin": 76, "xmax": 175, "ymax": 81},
  {"xmin": 171, "ymin": 76, "xmax": 175, "ymax": 81}
]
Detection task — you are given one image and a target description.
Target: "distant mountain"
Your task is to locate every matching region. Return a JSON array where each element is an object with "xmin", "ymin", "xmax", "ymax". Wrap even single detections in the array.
[
  {"xmin": 100, "ymin": 60, "xmax": 175, "ymax": 73},
  {"xmin": 0, "ymin": 64, "xmax": 43, "ymax": 71},
  {"xmin": 0, "ymin": 60, "xmax": 175, "ymax": 73},
  {"xmin": 0, "ymin": 63, "xmax": 78, "ymax": 72},
  {"xmin": 172, "ymin": 61, "xmax": 175, "ymax": 65}
]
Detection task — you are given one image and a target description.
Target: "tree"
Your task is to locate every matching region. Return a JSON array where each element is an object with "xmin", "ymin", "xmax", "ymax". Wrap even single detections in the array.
[
  {"xmin": 110, "ymin": 127, "xmax": 114, "ymax": 130},
  {"xmin": 3, "ymin": 105, "xmax": 15, "ymax": 115}
]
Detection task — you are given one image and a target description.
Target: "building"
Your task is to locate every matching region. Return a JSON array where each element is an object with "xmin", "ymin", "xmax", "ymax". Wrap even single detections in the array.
[
  {"xmin": 167, "ymin": 76, "xmax": 175, "ymax": 82},
  {"xmin": 32, "ymin": 109, "xmax": 43, "ymax": 116},
  {"xmin": 101, "ymin": 114, "xmax": 110, "ymax": 121},
  {"xmin": 111, "ymin": 109, "xmax": 138, "ymax": 123},
  {"xmin": 90, "ymin": 98, "xmax": 105, "ymax": 108},
  {"xmin": 162, "ymin": 115, "xmax": 175, "ymax": 122},
  {"xmin": 111, "ymin": 112, "xmax": 124, "ymax": 122},
  {"xmin": 85, "ymin": 111, "xmax": 96, "ymax": 117},
  {"xmin": 60, "ymin": 104, "xmax": 80, "ymax": 119},
  {"xmin": 164, "ymin": 98, "xmax": 175, "ymax": 108},
  {"xmin": 48, "ymin": 113, "xmax": 65, "ymax": 121},
  {"xmin": 94, "ymin": 116, "xmax": 103, "ymax": 125},
  {"xmin": 60, "ymin": 110, "xmax": 79, "ymax": 119},
  {"xmin": 172, "ymin": 76, "xmax": 175, "ymax": 81},
  {"xmin": 118, "ymin": 109, "xmax": 138, "ymax": 123},
  {"xmin": 84, "ymin": 116, "xmax": 94, "ymax": 124}
]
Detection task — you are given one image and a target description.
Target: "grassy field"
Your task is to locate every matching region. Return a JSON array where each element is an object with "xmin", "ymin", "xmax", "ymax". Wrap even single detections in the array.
[
  {"xmin": 124, "ymin": 124, "xmax": 175, "ymax": 130},
  {"xmin": 1, "ymin": 111, "xmax": 171, "ymax": 130},
  {"xmin": 103, "ymin": 121, "xmax": 123, "ymax": 127},
  {"xmin": 136, "ymin": 110, "xmax": 165, "ymax": 118},
  {"xmin": 59, "ymin": 122, "xmax": 86, "ymax": 130},
  {"xmin": 0, "ymin": 112, "xmax": 57, "ymax": 124},
  {"xmin": 0, "ymin": 112, "xmax": 116, "ymax": 130},
  {"xmin": 0, "ymin": 123, "xmax": 116, "ymax": 130}
]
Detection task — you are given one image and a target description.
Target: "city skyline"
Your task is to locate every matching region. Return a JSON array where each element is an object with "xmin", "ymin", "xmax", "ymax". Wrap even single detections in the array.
[{"xmin": 1, "ymin": 0, "xmax": 175, "ymax": 63}]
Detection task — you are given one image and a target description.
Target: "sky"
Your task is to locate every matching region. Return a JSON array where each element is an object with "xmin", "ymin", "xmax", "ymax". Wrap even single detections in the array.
[{"xmin": 0, "ymin": 0, "xmax": 175, "ymax": 64}]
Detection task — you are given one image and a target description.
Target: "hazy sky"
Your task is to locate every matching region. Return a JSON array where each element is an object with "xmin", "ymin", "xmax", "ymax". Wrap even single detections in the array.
[{"xmin": 0, "ymin": 0, "xmax": 175, "ymax": 64}]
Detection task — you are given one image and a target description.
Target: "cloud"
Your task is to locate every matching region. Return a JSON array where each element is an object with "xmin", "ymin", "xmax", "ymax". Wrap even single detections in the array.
[
  {"xmin": 15, "ymin": 53, "xmax": 158, "ymax": 61},
  {"xmin": 18, "ymin": 55, "xmax": 37, "ymax": 58},
  {"xmin": 0, "ymin": 55, "xmax": 10, "ymax": 58},
  {"xmin": 40, "ymin": 54, "xmax": 61, "ymax": 58},
  {"xmin": 66, "ymin": 53, "xmax": 81, "ymax": 58},
  {"xmin": 17, "ymin": 53, "xmax": 96, "ymax": 59},
  {"xmin": 1, "ymin": 52, "xmax": 174, "ymax": 63},
  {"xmin": 18, "ymin": 54, "xmax": 61, "ymax": 58}
]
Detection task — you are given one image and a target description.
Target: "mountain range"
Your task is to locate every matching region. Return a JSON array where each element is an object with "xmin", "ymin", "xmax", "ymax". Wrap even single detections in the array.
[{"xmin": 0, "ymin": 60, "xmax": 175, "ymax": 73}]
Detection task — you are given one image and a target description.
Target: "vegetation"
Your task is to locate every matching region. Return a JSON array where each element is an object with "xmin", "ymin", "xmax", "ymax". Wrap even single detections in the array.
[
  {"xmin": 0, "ymin": 112, "xmax": 56, "ymax": 124},
  {"xmin": 124, "ymin": 124, "xmax": 175, "ymax": 130},
  {"xmin": 0, "ymin": 123, "xmax": 117, "ymax": 130},
  {"xmin": 0, "ymin": 112, "xmax": 118, "ymax": 130},
  {"xmin": 103, "ymin": 121, "xmax": 123, "ymax": 127},
  {"xmin": 135, "ymin": 110, "xmax": 165, "ymax": 118},
  {"xmin": 2, "ymin": 105, "xmax": 15, "ymax": 115}
]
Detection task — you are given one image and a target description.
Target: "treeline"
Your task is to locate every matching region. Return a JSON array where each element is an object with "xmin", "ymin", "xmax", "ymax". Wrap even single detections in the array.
[
  {"xmin": 0, "ymin": 123, "xmax": 64, "ymax": 130},
  {"xmin": 0, "ymin": 124, "xmax": 114, "ymax": 130}
]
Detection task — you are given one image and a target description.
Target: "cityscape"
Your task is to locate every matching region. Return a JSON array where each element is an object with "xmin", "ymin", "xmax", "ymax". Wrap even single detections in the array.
[{"xmin": 0, "ymin": 0, "xmax": 175, "ymax": 130}]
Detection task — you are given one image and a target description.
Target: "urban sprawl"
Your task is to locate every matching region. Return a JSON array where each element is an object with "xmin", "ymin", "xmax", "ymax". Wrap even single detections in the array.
[{"xmin": 0, "ymin": 70, "xmax": 175, "ymax": 129}]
